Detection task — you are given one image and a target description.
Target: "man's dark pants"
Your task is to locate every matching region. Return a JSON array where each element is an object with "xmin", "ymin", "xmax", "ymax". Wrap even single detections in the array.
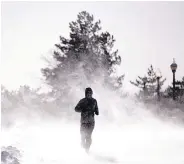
[{"xmin": 80, "ymin": 122, "xmax": 95, "ymax": 150}]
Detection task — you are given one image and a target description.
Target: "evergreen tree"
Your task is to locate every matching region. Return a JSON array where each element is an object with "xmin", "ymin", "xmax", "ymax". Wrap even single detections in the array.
[
  {"xmin": 130, "ymin": 65, "xmax": 166, "ymax": 97},
  {"xmin": 41, "ymin": 11, "xmax": 124, "ymax": 99}
]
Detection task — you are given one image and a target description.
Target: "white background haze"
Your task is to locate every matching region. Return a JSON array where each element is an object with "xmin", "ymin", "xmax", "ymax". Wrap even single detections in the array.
[{"xmin": 1, "ymin": 2, "xmax": 184, "ymax": 164}]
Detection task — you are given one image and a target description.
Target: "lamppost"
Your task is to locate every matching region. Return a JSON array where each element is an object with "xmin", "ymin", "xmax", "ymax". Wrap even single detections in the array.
[{"xmin": 170, "ymin": 59, "xmax": 177, "ymax": 100}]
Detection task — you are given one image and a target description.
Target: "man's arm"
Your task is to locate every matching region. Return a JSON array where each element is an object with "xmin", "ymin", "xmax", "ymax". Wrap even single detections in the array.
[
  {"xmin": 75, "ymin": 99, "xmax": 84, "ymax": 113},
  {"xmin": 95, "ymin": 100, "xmax": 99, "ymax": 115}
]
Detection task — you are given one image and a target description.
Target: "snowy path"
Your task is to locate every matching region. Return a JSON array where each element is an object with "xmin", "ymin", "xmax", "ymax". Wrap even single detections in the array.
[{"xmin": 2, "ymin": 119, "xmax": 184, "ymax": 164}]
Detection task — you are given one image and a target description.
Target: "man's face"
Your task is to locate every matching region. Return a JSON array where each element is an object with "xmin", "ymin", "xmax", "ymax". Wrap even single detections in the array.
[{"xmin": 86, "ymin": 91, "xmax": 92, "ymax": 99}]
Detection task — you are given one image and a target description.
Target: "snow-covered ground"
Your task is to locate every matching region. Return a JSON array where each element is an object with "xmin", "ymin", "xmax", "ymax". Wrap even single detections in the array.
[{"xmin": 2, "ymin": 97, "xmax": 184, "ymax": 164}]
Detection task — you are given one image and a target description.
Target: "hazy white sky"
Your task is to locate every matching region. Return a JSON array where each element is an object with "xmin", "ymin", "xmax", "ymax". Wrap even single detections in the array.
[{"xmin": 1, "ymin": 1, "xmax": 184, "ymax": 92}]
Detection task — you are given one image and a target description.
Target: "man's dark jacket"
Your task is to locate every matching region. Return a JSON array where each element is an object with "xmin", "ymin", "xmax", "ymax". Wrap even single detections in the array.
[{"xmin": 75, "ymin": 97, "xmax": 99, "ymax": 124}]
